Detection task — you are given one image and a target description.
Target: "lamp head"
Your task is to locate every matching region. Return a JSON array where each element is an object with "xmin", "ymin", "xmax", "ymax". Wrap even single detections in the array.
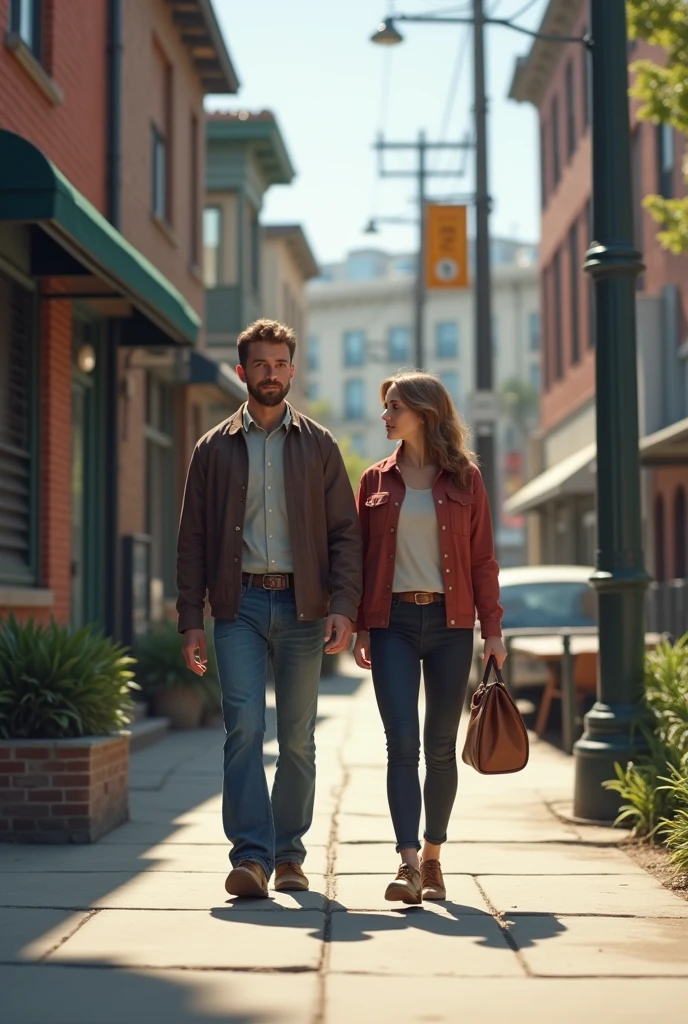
[
  {"xmin": 364, "ymin": 219, "xmax": 379, "ymax": 234},
  {"xmin": 370, "ymin": 18, "xmax": 404, "ymax": 46}
]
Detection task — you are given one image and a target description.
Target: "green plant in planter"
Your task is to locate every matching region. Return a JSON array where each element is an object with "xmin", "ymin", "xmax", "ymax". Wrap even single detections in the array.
[
  {"xmin": 133, "ymin": 618, "xmax": 219, "ymax": 708},
  {"xmin": 0, "ymin": 614, "xmax": 137, "ymax": 739}
]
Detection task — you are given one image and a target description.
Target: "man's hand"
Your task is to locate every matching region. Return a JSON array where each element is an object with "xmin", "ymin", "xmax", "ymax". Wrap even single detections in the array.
[
  {"xmin": 182, "ymin": 628, "xmax": 207, "ymax": 676},
  {"xmin": 324, "ymin": 614, "xmax": 353, "ymax": 655},
  {"xmin": 482, "ymin": 635, "xmax": 507, "ymax": 670},
  {"xmin": 352, "ymin": 631, "xmax": 371, "ymax": 670}
]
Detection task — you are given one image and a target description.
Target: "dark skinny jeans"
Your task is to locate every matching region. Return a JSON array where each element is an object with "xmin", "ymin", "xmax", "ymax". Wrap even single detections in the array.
[{"xmin": 369, "ymin": 597, "xmax": 474, "ymax": 852}]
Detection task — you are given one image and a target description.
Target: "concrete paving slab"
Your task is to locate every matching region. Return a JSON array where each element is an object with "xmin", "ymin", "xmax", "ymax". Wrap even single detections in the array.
[
  {"xmin": 0, "ymin": 965, "xmax": 319, "ymax": 1024},
  {"xmin": 446, "ymin": 819, "xmax": 580, "ymax": 843},
  {"xmin": 328, "ymin": 910, "xmax": 523, "ymax": 976},
  {"xmin": 0, "ymin": 908, "xmax": 88, "ymax": 962},
  {"xmin": 0, "ymin": 843, "xmax": 329, "ymax": 876},
  {"xmin": 480, "ymin": 873, "xmax": 688, "ymax": 918},
  {"xmin": 332, "ymin": 873, "xmax": 489, "ymax": 913},
  {"xmin": 45, "ymin": 908, "xmax": 325, "ymax": 970},
  {"xmin": 0, "ymin": 871, "xmax": 328, "ymax": 911},
  {"xmin": 334, "ymin": 842, "xmax": 646, "ymax": 876},
  {"xmin": 324, "ymin": 975, "xmax": 688, "ymax": 1022},
  {"xmin": 511, "ymin": 916, "xmax": 688, "ymax": 976},
  {"xmin": 337, "ymin": 814, "xmax": 395, "ymax": 844}
]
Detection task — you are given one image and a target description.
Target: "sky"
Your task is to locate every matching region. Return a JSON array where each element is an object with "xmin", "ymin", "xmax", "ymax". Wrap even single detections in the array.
[{"xmin": 208, "ymin": 0, "xmax": 550, "ymax": 266}]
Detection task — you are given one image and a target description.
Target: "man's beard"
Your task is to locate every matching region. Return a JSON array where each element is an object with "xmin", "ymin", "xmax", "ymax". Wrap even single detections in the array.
[{"xmin": 247, "ymin": 379, "xmax": 291, "ymax": 407}]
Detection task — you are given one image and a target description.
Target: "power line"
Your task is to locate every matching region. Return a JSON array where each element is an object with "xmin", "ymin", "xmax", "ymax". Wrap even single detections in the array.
[{"xmin": 436, "ymin": 23, "xmax": 471, "ymax": 156}]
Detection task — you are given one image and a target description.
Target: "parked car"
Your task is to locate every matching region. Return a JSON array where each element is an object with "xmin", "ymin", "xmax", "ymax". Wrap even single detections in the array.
[{"xmin": 471, "ymin": 565, "xmax": 597, "ymax": 692}]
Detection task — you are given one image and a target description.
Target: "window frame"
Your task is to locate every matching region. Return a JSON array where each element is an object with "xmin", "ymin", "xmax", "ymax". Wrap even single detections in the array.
[
  {"xmin": 435, "ymin": 321, "xmax": 459, "ymax": 360},
  {"xmin": 387, "ymin": 325, "xmax": 411, "ymax": 363},
  {"xmin": 551, "ymin": 96, "xmax": 561, "ymax": 187},
  {"xmin": 438, "ymin": 369, "xmax": 461, "ymax": 406},
  {"xmin": 202, "ymin": 205, "xmax": 222, "ymax": 288},
  {"xmin": 553, "ymin": 248, "xmax": 564, "ymax": 380},
  {"xmin": 344, "ymin": 378, "xmax": 366, "ymax": 421},
  {"xmin": 569, "ymin": 221, "xmax": 580, "ymax": 365},
  {"xmin": 190, "ymin": 113, "xmax": 200, "ymax": 267},
  {"xmin": 151, "ymin": 124, "xmax": 167, "ymax": 221},
  {"xmin": 343, "ymin": 329, "xmax": 366, "ymax": 368},
  {"xmin": 565, "ymin": 60, "xmax": 576, "ymax": 160},
  {"xmin": 10, "ymin": 0, "xmax": 43, "ymax": 61},
  {"xmin": 657, "ymin": 122, "xmax": 674, "ymax": 199}
]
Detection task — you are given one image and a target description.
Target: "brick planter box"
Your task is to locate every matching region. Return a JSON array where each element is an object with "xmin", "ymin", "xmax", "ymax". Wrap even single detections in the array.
[{"xmin": 0, "ymin": 733, "xmax": 130, "ymax": 844}]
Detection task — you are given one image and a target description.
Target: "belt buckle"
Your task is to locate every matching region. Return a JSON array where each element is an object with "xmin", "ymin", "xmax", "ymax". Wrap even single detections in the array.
[
  {"xmin": 263, "ymin": 574, "xmax": 287, "ymax": 590},
  {"xmin": 414, "ymin": 592, "xmax": 433, "ymax": 605}
]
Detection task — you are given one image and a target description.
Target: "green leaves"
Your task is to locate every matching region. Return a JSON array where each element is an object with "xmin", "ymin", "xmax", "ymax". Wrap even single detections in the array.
[
  {"xmin": 604, "ymin": 632, "xmax": 688, "ymax": 876},
  {"xmin": 627, "ymin": 0, "xmax": 688, "ymax": 254},
  {"xmin": 0, "ymin": 615, "xmax": 138, "ymax": 739},
  {"xmin": 131, "ymin": 620, "xmax": 218, "ymax": 706}
]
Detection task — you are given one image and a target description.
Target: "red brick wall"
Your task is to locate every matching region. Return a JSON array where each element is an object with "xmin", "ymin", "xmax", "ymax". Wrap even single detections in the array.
[
  {"xmin": 0, "ymin": 736, "xmax": 129, "ymax": 843},
  {"xmin": 537, "ymin": 25, "xmax": 688, "ymax": 436},
  {"xmin": 0, "ymin": 0, "xmax": 107, "ymax": 211}
]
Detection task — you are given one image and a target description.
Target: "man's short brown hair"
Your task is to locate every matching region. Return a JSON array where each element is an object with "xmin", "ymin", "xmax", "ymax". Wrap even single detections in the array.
[{"xmin": 237, "ymin": 319, "xmax": 297, "ymax": 368}]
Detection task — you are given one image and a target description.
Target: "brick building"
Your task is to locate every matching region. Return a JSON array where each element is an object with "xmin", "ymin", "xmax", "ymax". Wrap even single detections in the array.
[
  {"xmin": 0, "ymin": 0, "xmax": 242, "ymax": 639},
  {"xmin": 505, "ymin": 0, "xmax": 688, "ymax": 631}
]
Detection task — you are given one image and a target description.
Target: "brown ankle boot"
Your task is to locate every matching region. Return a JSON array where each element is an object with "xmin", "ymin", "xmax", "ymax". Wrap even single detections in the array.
[
  {"xmin": 420, "ymin": 858, "xmax": 446, "ymax": 900},
  {"xmin": 385, "ymin": 862, "xmax": 422, "ymax": 905}
]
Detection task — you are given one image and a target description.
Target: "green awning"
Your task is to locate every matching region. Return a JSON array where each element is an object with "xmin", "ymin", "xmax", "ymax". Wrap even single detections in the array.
[{"xmin": 0, "ymin": 130, "xmax": 199, "ymax": 345}]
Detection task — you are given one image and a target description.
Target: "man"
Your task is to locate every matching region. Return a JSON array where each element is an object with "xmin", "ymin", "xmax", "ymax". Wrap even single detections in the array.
[{"xmin": 177, "ymin": 319, "xmax": 362, "ymax": 899}]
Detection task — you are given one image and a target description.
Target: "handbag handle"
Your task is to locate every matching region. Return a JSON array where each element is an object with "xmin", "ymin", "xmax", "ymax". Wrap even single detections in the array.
[{"xmin": 482, "ymin": 654, "xmax": 504, "ymax": 686}]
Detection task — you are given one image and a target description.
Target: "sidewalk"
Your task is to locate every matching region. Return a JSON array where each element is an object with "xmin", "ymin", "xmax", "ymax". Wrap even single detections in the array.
[{"xmin": 1, "ymin": 659, "xmax": 687, "ymax": 1024}]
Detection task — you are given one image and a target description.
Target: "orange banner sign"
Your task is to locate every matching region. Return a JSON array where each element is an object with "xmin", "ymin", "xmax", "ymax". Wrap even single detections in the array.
[{"xmin": 425, "ymin": 204, "xmax": 468, "ymax": 289}]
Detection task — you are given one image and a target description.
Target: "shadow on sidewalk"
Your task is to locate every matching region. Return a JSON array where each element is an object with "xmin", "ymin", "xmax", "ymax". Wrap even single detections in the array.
[{"xmin": 211, "ymin": 897, "xmax": 567, "ymax": 949}]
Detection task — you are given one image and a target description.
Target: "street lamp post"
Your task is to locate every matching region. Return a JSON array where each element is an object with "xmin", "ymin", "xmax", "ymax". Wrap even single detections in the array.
[{"xmin": 574, "ymin": 0, "xmax": 649, "ymax": 821}]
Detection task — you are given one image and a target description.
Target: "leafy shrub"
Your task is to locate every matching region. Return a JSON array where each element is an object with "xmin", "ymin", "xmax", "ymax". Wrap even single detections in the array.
[
  {"xmin": 132, "ymin": 619, "xmax": 219, "ymax": 709},
  {"xmin": 0, "ymin": 615, "xmax": 137, "ymax": 739},
  {"xmin": 603, "ymin": 634, "xmax": 688, "ymax": 869}
]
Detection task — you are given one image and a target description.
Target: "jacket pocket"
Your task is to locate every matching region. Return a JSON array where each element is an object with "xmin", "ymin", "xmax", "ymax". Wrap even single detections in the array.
[
  {"xmin": 446, "ymin": 488, "xmax": 473, "ymax": 536},
  {"xmin": 365, "ymin": 491, "xmax": 390, "ymax": 536}
]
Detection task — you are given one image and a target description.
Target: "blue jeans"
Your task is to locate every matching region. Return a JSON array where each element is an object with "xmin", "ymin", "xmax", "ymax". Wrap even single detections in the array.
[
  {"xmin": 369, "ymin": 597, "xmax": 474, "ymax": 853},
  {"xmin": 213, "ymin": 583, "xmax": 326, "ymax": 877}
]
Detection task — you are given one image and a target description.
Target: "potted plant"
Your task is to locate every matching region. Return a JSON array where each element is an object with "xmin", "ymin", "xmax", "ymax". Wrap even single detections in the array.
[
  {"xmin": 132, "ymin": 620, "xmax": 219, "ymax": 729},
  {"xmin": 0, "ymin": 615, "xmax": 137, "ymax": 843}
]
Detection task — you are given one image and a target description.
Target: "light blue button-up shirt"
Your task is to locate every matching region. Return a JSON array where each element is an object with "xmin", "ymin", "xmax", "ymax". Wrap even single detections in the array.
[{"xmin": 241, "ymin": 403, "xmax": 294, "ymax": 573}]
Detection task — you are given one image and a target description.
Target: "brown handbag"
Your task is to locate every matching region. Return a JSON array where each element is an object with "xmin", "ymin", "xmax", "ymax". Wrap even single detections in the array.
[{"xmin": 462, "ymin": 655, "xmax": 529, "ymax": 774}]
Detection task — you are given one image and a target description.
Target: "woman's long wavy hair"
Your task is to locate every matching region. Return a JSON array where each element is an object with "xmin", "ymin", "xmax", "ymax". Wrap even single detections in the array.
[{"xmin": 381, "ymin": 371, "xmax": 476, "ymax": 488}]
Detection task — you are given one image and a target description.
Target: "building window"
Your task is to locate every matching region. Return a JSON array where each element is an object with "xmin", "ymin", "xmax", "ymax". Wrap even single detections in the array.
[
  {"xmin": 436, "ymin": 321, "xmax": 459, "ymax": 359},
  {"xmin": 0, "ymin": 270, "xmax": 36, "ymax": 585},
  {"xmin": 344, "ymin": 378, "xmax": 365, "ymax": 420},
  {"xmin": 675, "ymin": 486, "xmax": 687, "ymax": 579},
  {"xmin": 439, "ymin": 370, "xmax": 460, "ymax": 406},
  {"xmin": 529, "ymin": 362, "xmax": 541, "ymax": 392},
  {"xmin": 151, "ymin": 125, "xmax": 167, "ymax": 220},
  {"xmin": 307, "ymin": 381, "xmax": 320, "ymax": 402},
  {"xmin": 540, "ymin": 120, "xmax": 547, "ymax": 209},
  {"xmin": 655, "ymin": 495, "xmax": 666, "ymax": 582},
  {"xmin": 10, "ymin": 0, "xmax": 42, "ymax": 61},
  {"xmin": 307, "ymin": 335, "xmax": 319, "ymax": 372},
  {"xmin": 388, "ymin": 326, "xmax": 411, "ymax": 363},
  {"xmin": 582, "ymin": 27, "xmax": 590, "ymax": 130},
  {"xmin": 542, "ymin": 269, "xmax": 550, "ymax": 390},
  {"xmin": 551, "ymin": 96, "xmax": 561, "ymax": 187},
  {"xmin": 203, "ymin": 207, "xmax": 222, "ymax": 287},
  {"xmin": 145, "ymin": 376, "xmax": 176, "ymax": 605},
  {"xmin": 569, "ymin": 222, "xmax": 580, "ymax": 365},
  {"xmin": 553, "ymin": 249, "xmax": 563, "ymax": 379},
  {"xmin": 565, "ymin": 60, "xmax": 576, "ymax": 160},
  {"xmin": 528, "ymin": 312, "xmax": 540, "ymax": 351},
  {"xmin": 343, "ymin": 330, "xmax": 365, "ymax": 367},
  {"xmin": 658, "ymin": 122, "xmax": 674, "ymax": 199},
  {"xmin": 190, "ymin": 114, "xmax": 200, "ymax": 267}
]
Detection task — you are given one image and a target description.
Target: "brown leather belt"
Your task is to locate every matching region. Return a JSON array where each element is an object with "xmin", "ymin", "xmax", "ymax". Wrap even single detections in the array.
[
  {"xmin": 395, "ymin": 591, "xmax": 445, "ymax": 605},
  {"xmin": 243, "ymin": 572, "xmax": 293, "ymax": 590}
]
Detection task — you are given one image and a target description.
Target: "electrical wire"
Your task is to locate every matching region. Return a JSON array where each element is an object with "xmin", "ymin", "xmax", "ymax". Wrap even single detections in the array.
[
  {"xmin": 436, "ymin": 23, "xmax": 471, "ymax": 146},
  {"xmin": 367, "ymin": 46, "xmax": 395, "ymax": 227}
]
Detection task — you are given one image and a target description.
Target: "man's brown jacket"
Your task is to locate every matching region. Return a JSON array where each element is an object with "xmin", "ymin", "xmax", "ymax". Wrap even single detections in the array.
[{"xmin": 176, "ymin": 405, "xmax": 362, "ymax": 632}]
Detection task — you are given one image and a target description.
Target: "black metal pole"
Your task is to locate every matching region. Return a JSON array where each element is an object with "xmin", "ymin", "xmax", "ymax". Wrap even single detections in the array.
[
  {"xmin": 472, "ymin": 0, "xmax": 496, "ymax": 514},
  {"xmin": 573, "ymin": 0, "xmax": 650, "ymax": 821},
  {"xmin": 415, "ymin": 130, "xmax": 427, "ymax": 369}
]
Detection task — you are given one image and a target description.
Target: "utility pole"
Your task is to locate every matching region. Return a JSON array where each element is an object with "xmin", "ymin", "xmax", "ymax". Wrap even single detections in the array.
[
  {"xmin": 374, "ymin": 132, "xmax": 471, "ymax": 370},
  {"xmin": 472, "ymin": 0, "xmax": 496, "ymax": 515}
]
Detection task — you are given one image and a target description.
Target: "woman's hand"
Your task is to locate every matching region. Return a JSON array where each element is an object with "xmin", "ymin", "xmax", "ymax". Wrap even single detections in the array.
[
  {"xmin": 353, "ymin": 631, "xmax": 371, "ymax": 670},
  {"xmin": 482, "ymin": 635, "xmax": 507, "ymax": 670}
]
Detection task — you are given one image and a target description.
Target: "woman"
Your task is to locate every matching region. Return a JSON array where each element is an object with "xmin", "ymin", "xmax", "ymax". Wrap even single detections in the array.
[{"xmin": 353, "ymin": 371, "xmax": 506, "ymax": 905}]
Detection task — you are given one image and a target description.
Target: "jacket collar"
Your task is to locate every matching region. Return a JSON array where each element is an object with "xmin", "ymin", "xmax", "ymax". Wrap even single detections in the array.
[
  {"xmin": 226, "ymin": 401, "xmax": 302, "ymax": 436},
  {"xmin": 377, "ymin": 445, "xmax": 403, "ymax": 474}
]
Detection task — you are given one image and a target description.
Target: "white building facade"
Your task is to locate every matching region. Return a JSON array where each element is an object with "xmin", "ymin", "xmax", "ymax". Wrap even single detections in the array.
[{"xmin": 306, "ymin": 242, "xmax": 540, "ymax": 564}]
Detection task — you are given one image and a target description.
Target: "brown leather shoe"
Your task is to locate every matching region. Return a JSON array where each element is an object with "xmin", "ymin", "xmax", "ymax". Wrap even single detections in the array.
[
  {"xmin": 274, "ymin": 862, "xmax": 309, "ymax": 892},
  {"xmin": 225, "ymin": 861, "xmax": 269, "ymax": 898},
  {"xmin": 385, "ymin": 862, "xmax": 422, "ymax": 905},
  {"xmin": 420, "ymin": 858, "xmax": 446, "ymax": 900}
]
